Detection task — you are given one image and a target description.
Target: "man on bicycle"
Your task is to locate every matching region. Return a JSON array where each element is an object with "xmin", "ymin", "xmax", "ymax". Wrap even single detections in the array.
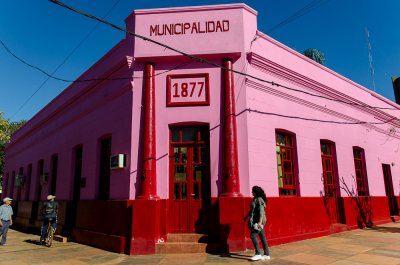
[{"xmin": 40, "ymin": 195, "xmax": 58, "ymax": 244}]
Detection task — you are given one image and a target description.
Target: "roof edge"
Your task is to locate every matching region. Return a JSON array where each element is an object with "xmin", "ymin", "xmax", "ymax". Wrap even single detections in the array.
[
  {"xmin": 133, "ymin": 3, "xmax": 257, "ymax": 16},
  {"xmin": 256, "ymin": 30, "xmax": 399, "ymax": 107}
]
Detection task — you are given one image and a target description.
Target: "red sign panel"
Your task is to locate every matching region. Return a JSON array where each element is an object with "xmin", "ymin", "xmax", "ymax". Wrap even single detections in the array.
[{"xmin": 167, "ymin": 74, "xmax": 210, "ymax": 107}]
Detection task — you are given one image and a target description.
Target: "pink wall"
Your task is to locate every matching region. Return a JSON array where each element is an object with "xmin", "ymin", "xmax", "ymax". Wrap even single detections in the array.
[
  {"xmin": 128, "ymin": 4, "xmax": 259, "ymax": 198},
  {"xmin": 4, "ymin": 41, "xmax": 134, "ymax": 200},
  {"xmin": 4, "ymin": 3, "xmax": 399, "ymax": 202},
  {"xmin": 245, "ymin": 32, "xmax": 400, "ymax": 197}
]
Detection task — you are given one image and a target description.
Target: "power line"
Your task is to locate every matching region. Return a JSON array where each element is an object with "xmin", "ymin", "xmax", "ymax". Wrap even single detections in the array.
[
  {"xmin": 4, "ymin": 0, "xmax": 398, "ymax": 126},
  {"xmin": 0, "ymin": 38, "xmax": 193, "ymax": 83},
  {"xmin": 244, "ymin": 108, "xmax": 395, "ymax": 125},
  {"xmin": 5, "ymin": 0, "xmax": 384, "ymax": 113},
  {"xmin": 365, "ymin": 28, "xmax": 376, "ymax": 92},
  {"xmin": 266, "ymin": 0, "xmax": 331, "ymax": 33},
  {"xmin": 3, "ymin": 35, "xmax": 397, "ymax": 112},
  {"xmin": 8, "ymin": 0, "xmax": 122, "ymax": 120},
  {"xmin": 263, "ymin": 78, "xmax": 397, "ymax": 110}
]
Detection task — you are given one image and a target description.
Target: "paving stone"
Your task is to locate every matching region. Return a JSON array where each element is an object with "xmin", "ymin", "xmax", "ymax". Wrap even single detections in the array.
[
  {"xmin": 280, "ymin": 253, "xmax": 337, "ymax": 265},
  {"xmin": 366, "ymin": 248, "xmax": 400, "ymax": 258},
  {"xmin": 306, "ymin": 248, "xmax": 353, "ymax": 259},
  {"xmin": 327, "ymin": 260, "xmax": 369, "ymax": 265},
  {"xmin": 326, "ymin": 243, "xmax": 372, "ymax": 253},
  {"xmin": 2, "ymin": 222, "xmax": 400, "ymax": 265},
  {"xmin": 346, "ymin": 253, "xmax": 400, "ymax": 265}
]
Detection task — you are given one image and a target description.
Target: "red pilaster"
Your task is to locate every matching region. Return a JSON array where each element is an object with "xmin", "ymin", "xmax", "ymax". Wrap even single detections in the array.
[
  {"xmin": 138, "ymin": 63, "xmax": 158, "ymax": 199},
  {"xmin": 221, "ymin": 58, "xmax": 242, "ymax": 197}
]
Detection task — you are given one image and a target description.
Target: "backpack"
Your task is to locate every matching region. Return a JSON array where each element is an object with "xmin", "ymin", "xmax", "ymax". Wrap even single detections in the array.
[{"xmin": 45, "ymin": 202, "xmax": 55, "ymax": 215}]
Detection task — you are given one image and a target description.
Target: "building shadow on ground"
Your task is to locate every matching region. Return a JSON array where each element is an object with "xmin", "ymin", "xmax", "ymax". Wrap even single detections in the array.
[{"xmin": 368, "ymin": 224, "xmax": 400, "ymax": 234}]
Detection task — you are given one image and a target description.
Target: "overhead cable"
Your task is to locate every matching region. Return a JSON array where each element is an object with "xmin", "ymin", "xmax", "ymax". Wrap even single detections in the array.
[
  {"xmin": 8, "ymin": 0, "xmax": 122, "ymax": 120},
  {"xmin": 267, "ymin": 0, "xmax": 331, "ymax": 33},
  {"xmin": 0, "ymin": 39, "xmax": 194, "ymax": 82},
  {"xmin": 47, "ymin": 0, "xmax": 399, "ymax": 112}
]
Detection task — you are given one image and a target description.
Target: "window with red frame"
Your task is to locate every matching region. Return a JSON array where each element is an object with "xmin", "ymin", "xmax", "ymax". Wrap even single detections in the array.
[
  {"xmin": 276, "ymin": 131, "xmax": 297, "ymax": 196},
  {"xmin": 4, "ymin": 173, "xmax": 9, "ymax": 197},
  {"xmin": 320, "ymin": 141, "xmax": 336, "ymax": 197},
  {"xmin": 353, "ymin": 147, "xmax": 368, "ymax": 196}
]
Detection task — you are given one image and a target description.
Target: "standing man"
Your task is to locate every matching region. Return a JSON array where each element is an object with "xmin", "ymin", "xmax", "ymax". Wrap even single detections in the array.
[
  {"xmin": 0, "ymin": 197, "xmax": 13, "ymax": 246},
  {"xmin": 40, "ymin": 195, "xmax": 58, "ymax": 244}
]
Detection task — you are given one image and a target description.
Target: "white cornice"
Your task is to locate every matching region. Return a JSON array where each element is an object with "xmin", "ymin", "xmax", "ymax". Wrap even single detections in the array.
[
  {"xmin": 247, "ymin": 52, "xmax": 400, "ymax": 129},
  {"xmin": 133, "ymin": 3, "xmax": 257, "ymax": 16},
  {"xmin": 245, "ymin": 79, "xmax": 398, "ymax": 139}
]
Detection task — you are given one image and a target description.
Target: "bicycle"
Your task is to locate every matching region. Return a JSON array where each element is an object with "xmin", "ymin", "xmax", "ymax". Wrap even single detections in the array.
[{"xmin": 44, "ymin": 217, "xmax": 56, "ymax": 247}]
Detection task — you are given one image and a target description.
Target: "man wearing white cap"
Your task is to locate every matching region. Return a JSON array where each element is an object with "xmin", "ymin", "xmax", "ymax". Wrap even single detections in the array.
[
  {"xmin": 0, "ymin": 197, "xmax": 13, "ymax": 246},
  {"xmin": 40, "ymin": 195, "xmax": 58, "ymax": 243}
]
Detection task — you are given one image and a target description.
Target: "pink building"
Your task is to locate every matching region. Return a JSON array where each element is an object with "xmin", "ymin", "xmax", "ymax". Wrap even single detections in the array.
[{"xmin": 3, "ymin": 4, "xmax": 400, "ymax": 254}]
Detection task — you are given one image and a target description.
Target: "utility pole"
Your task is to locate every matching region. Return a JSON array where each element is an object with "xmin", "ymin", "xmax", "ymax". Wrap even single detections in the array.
[{"xmin": 365, "ymin": 28, "xmax": 376, "ymax": 92}]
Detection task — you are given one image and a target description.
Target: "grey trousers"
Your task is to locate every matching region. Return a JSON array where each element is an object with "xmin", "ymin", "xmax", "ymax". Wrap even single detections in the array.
[
  {"xmin": 250, "ymin": 227, "xmax": 270, "ymax": 255},
  {"xmin": 0, "ymin": 220, "xmax": 10, "ymax": 245}
]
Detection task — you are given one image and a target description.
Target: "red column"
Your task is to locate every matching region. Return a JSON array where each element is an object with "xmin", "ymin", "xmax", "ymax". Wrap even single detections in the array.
[
  {"xmin": 138, "ymin": 62, "xmax": 158, "ymax": 199},
  {"xmin": 221, "ymin": 58, "xmax": 242, "ymax": 197}
]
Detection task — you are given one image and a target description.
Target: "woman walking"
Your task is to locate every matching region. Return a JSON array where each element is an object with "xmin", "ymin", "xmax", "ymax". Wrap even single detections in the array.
[{"xmin": 248, "ymin": 186, "xmax": 270, "ymax": 261}]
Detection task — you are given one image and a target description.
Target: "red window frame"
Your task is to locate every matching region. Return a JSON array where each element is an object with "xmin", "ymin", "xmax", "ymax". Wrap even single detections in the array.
[
  {"xmin": 353, "ymin": 147, "xmax": 369, "ymax": 196},
  {"xmin": 320, "ymin": 141, "xmax": 337, "ymax": 197},
  {"xmin": 26, "ymin": 164, "xmax": 32, "ymax": 201},
  {"xmin": 166, "ymin": 73, "xmax": 210, "ymax": 107},
  {"xmin": 4, "ymin": 173, "xmax": 9, "ymax": 197},
  {"xmin": 10, "ymin": 171, "xmax": 15, "ymax": 199},
  {"xmin": 16, "ymin": 167, "xmax": 24, "ymax": 201},
  {"xmin": 276, "ymin": 130, "xmax": 298, "ymax": 196}
]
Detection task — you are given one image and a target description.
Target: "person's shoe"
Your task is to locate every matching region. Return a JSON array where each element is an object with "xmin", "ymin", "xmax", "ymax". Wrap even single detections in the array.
[
  {"xmin": 250, "ymin": 254, "xmax": 263, "ymax": 261},
  {"xmin": 263, "ymin": 255, "xmax": 271, "ymax": 260}
]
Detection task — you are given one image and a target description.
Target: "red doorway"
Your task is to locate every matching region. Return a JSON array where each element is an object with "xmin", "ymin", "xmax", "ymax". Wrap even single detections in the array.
[
  {"xmin": 169, "ymin": 125, "xmax": 210, "ymax": 233},
  {"xmin": 382, "ymin": 164, "xmax": 399, "ymax": 216}
]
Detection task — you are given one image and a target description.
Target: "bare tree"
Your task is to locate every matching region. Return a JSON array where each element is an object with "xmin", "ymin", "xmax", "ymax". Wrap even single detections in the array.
[{"xmin": 339, "ymin": 175, "xmax": 373, "ymax": 228}]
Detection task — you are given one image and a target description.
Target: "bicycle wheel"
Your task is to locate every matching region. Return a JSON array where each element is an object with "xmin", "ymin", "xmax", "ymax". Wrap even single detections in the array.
[{"xmin": 45, "ymin": 226, "xmax": 54, "ymax": 247}]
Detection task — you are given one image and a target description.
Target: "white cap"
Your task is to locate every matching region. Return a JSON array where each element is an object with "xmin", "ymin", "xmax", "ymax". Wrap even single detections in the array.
[
  {"xmin": 3, "ymin": 197, "xmax": 13, "ymax": 202},
  {"xmin": 47, "ymin": 195, "xmax": 56, "ymax": 200}
]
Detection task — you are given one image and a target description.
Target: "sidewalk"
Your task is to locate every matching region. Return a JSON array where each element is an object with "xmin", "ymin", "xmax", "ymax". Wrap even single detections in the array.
[{"xmin": 1, "ymin": 222, "xmax": 399, "ymax": 265}]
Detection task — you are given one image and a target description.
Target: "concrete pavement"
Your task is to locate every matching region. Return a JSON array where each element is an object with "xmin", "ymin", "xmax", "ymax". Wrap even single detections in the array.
[{"xmin": 1, "ymin": 222, "xmax": 400, "ymax": 265}]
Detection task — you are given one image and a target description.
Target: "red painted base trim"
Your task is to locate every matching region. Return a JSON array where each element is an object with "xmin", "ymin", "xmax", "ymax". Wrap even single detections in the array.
[
  {"xmin": 73, "ymin": 228, "xmax": 126, "ymax": 253},
  {"xmin": 73, "ymin": 200, "xmax": 134, "ymax": 254},
  {"xmin": 245, "ymin": 230, "xmax": 332, "ymax": 250},
  {"xmin": 218, "ymin": 196, "xmax": 399, "ymax": 253},
  {"xmin": 218, "ymin": 197, "xmax": 247, "ymax": 251},
  {"xmin": 130, "ymin": 238, "xmax": 156, "ymax": 255},
  {"xmin": 130, "ymin": 199, "xmax": 168, "ymax": 255},
  {"xmin": 268, "ymin": 230, "xmax": 332, "ymax": 246},
  {"xmin": 9, "ymin": 196, "xmax": 399, "ymax": 255}
]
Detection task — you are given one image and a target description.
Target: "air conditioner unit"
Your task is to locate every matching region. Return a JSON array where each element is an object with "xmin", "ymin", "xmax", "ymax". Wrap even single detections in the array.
[{"xmin": 110, "ymin": 154, "xmax": 126, "ymax": 169}]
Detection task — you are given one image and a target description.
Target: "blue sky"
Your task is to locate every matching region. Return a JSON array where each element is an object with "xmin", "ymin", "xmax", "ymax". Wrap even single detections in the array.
[{"xmin": 1, "ymin": 0, "xmax": 399, "ymax": 122}]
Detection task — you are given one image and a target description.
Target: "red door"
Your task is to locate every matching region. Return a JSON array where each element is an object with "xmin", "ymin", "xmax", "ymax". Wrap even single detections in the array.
[
  {"xmin": 382, "ymin": 164, "xmax": 399, "ymax": 216},
  {"xmin": 169, "ymin": 126, "xmax": 209, "ymax": 233},
  {"xmin": 321, "ymin": 141, "xmax": 339, "ymax": 223}
]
